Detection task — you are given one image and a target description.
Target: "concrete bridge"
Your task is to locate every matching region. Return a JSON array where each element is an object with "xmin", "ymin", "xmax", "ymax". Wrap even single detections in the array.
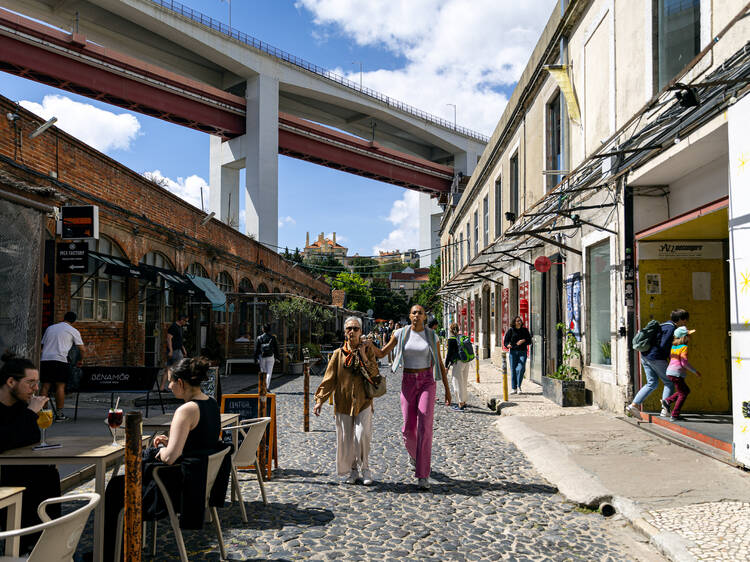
[{"xmin": 2, "ymin": 0, "xmax": 486, "ymax": 253}]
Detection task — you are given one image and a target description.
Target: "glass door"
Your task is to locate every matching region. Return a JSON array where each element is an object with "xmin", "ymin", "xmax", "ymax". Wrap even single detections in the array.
[
  {"xmin": 144, "ymin": 288, "xmax": 162, "ymax": 367},
  {"xmin": 530, "ymin": 270, "xmax": 545, "ymax": 383}
]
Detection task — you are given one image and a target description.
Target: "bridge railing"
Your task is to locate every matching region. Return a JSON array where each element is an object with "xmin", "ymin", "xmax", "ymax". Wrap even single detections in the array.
[{"xmin": 148, "ymin": 0, "xmax": 489, "ymax": 143}]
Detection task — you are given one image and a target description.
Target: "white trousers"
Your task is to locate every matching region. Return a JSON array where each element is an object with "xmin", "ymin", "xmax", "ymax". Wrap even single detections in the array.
[
  {"xmin": 335, "ymin": 406, "xmax": 373, "ymax": 476},
  {"xmin": 450, "ymin": 361, "xmax": 470, "ymax": 404},
  {"xmin": 259, "ymin": 356, "xmax": 275, "ymax": 390}
]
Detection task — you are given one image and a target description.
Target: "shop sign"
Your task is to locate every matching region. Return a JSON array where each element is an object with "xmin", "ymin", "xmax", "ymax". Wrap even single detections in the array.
[
  {"xmin": 519, "ymin": 281, "xmax": 529, "ymax": 327},
  {"xmin": 60, "ymin": 205, "xmax": 99, "ymax": 240},
  {"xmin": 639, "ymin": 241, "xmax": 723, "ymax": 260},
  {"xmin": 56, "ymin": 242, "xmax": 88, "ymax": 273},
  {"xmin": 565, "ymin": 273, "xmax": 582, "ymax": 341}
]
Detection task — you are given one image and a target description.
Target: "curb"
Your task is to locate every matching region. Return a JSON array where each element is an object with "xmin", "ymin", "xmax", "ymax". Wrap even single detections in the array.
[{"xmin": 493, "ymin": 417, "xmax": 698, "ymax": 562}]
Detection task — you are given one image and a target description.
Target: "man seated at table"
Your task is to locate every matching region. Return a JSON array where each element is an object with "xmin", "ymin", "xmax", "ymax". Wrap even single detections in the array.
[{"xmin": 0, "ymin": 352, "xmax": 61, "ymax": 553}]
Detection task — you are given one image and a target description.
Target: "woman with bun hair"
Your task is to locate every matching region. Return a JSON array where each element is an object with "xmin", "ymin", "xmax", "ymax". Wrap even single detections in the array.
[{"xmin": 103, "ymin": 356, "xmax": 221, "ymax": 559}]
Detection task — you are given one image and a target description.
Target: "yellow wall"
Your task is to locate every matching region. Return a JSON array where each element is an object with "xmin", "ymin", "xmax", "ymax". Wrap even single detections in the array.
[{"xmin": 638, "ymin": 253, "xmax": 730, "ymax": 412}]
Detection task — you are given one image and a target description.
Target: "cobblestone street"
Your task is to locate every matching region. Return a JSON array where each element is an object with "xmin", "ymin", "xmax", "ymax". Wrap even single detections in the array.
[{"xmin": 133, "ymin": 366, "xmax": 658, "ymax": 561}]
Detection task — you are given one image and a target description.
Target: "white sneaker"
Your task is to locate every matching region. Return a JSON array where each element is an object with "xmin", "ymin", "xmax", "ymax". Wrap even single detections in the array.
[
  {"xmin": 417, "ymin": 478, "xmax": 431, "ymax": 490},
  {"xmin": 361, "ymin": 470, "xmax": 374, "ymax": 486},
  {"xmin": 660, "ymin": 408, "xmax": 670, "ymax": 418},
  {"xmin": 344, "ymin": 469, "xmax": 359, "ymax": 484}
]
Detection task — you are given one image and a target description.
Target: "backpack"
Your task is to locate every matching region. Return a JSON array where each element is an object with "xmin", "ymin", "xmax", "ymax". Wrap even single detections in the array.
[
  {"xmin": 259, "ymin": 334, "xmax": 274, "ymax": 357},
  {"xmin": 632, "ymin": 320, "xmax": 661, "ymax": 352},
  {"xmin": 457, "ymin": 335, "xmax": 475, "ymax": 363}
]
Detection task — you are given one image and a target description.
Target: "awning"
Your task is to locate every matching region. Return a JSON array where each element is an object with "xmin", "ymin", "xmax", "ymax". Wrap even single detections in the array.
[
  {"xmin": 89, "ymin": 251, "xmax": 156, "ymax": 281},
  {"xmin": 186, "ymin": 274, "xmax": 227, "ymax": 311}
]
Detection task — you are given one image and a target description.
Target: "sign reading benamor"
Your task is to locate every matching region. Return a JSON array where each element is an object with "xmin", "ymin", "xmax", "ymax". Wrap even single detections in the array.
[
  {"xmin": 639, "ymin": 240, "xmax": 724, "ymax": 260},
  {"xmin": 729, "ymin": 94, "xmax": 750, "ymax": 468}
]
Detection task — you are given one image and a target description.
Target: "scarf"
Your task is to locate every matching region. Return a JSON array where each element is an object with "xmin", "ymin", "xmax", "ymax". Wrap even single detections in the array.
[{"xmin": 341, "ymin": 341, "xmax": 362, "ymax": 370}]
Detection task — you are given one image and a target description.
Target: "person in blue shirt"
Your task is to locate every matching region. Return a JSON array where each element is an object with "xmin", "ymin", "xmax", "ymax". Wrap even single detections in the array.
[{"xmin": 627, "ymin": 308, "xmax": 689, "ymax": 418}]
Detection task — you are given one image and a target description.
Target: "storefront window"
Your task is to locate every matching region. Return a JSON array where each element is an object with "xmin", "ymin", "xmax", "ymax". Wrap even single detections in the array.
[
  {"xmin": 215, "ymin": 271, "xmax": 234, "ymax": 324},
  {"xmin": 587, "ymin": 241, "xmax": 611, "ymax": 365},
  {"xmin": 140, "ymin": 251, "xmax": 175, "ymax": 323},
  {"xmin": 71, "ymin": 236, "xmax": 125, "ymax": 322}
]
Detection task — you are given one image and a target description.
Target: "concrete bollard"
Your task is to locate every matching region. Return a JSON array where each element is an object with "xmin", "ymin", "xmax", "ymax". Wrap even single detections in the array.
[
  {"xmin": 475, "ymin": 346, "xmax": 480, "ymax": 383},
  {"xmin": 124, "ymin": 411, "xmax": 142, "ymax": 562}
]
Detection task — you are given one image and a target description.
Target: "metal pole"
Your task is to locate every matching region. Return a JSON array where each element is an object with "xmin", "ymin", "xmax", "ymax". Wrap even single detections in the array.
[
  {"xmin": 475, "ymin": 348, "xmax": 480, "ymax": 383},
  {"xmin": 124, "ymin": 411, "xmax": 142, "ymax": 562},
  {"xmin": 303, "ymin": 358, "xmax": 310, "ymax": 432},
  {"xmin": 501, "ymin": 350, "xmax": 509, "ymax": 403}
]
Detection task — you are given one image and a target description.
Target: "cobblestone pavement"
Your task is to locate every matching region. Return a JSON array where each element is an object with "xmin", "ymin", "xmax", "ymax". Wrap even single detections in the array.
[
  {"xmin": 74, "ymin": 366, "xmax": 661, "ymax": 561},
  {"xmin": 646, "ymin": 501, "xmax": 750, "ymax": 561}
]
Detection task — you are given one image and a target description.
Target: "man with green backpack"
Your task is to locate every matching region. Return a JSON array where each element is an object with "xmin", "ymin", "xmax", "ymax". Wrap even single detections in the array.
[
  {"xmin": 627, "ymin": 309, "xmax": 689, "ymax": 418},
  {"xmin": 445, "ymin": 323, "xmax": 474, "ymax": 411}
]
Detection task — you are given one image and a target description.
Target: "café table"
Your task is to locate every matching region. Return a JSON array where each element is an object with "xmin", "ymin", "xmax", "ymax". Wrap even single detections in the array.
[
  {"xmin": 0, "ymin": 436, "xmax": 144, "ymax": 562},
  {"xmin": 0, "ymin": 486, "xmax": 24, "ymax": 557}
]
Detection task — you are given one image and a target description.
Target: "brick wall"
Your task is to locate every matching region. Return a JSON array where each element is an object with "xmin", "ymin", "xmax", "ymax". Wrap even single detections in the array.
[{"xmin": 0, "ymin": 94, "xmax": 330, "ymax": 366}]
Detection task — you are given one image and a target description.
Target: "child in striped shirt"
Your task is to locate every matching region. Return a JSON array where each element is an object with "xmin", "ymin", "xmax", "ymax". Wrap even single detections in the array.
[{"xmin": 661, "ymin": 326, "xmax": 701, "ymax": 422}]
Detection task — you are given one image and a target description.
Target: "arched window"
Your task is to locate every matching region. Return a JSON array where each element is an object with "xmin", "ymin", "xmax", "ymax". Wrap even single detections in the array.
[
  {"xmin": 186, "ymin": 262, "xmax": 208, "ymax": 278},
  {"xmin": 215, "ymin": 271, "xmax": 234, "ymax": 324},
  {"xmin": 239, "ymin": 278, "xmax": 253, "ymax": 293},
  {"xmin": 140, "ymin": 252, "xmax": 175, "ymax": 323},
  {"xmin": 257, "ymin": 283, "xmax": 269, "ymax": 294},
  {"xmin": 273, "ymin": 287, "xmax": 281, "ymax": 294},
  {"xmin": 71, "ymin": 236, "xmax": 125, "ymax": 321}
]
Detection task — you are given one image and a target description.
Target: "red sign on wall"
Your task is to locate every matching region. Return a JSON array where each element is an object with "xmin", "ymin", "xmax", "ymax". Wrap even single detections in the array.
[
  {"xmin": 501, "ymin": 287, "xmax": 510, "ymax": 349},
  {"xmin": 519, "ymin": 281, "xmax": 530, "ymax": 327}
]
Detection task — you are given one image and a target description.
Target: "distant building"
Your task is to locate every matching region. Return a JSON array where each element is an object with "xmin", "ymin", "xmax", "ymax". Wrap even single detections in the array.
[
  {"xmin": 389, "ymin": 267, "xmax": 430, "ymax": 300},
  {"xmin": 401, "ymin": 249, "xmax": 420, "ymax": 265},
  {"xmin": 375, "ymin": 250, "xmax": 401, "ymax": 264},
  {"xmin": 303, "ymin": 232, "xmax": 347, "ymax": 262}
]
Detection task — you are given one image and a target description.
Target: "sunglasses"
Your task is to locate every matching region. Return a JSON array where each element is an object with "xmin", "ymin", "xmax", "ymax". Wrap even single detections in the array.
[{"xmin": 345, "ymin": 326, "xmax": 361, "ymax": 331}]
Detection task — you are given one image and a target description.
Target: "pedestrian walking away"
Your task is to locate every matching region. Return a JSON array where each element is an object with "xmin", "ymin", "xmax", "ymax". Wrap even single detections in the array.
[
  {"xmin": 627, "ymin": 308, "xmax": 689, "ymax": 418},
  {"xmin": 445, "ymin": 322, "xmax": 470, "ymax": 411},
  {"xmin": 662, "ymin": 327, "xmax": 702, "ymax": 421},
  {"xmin": 255, "ymin": 323, "xmax": 279, "ymax": 391},
  {"xmin": 40, "ymin": 311, "xmax": 84, "ymax": 421},
  {"xmin": 503, "ymin": 316, "xmax": 531, "ymax": 394},
  {"xmin": 163, "ymin": 313, "xmax": 189, "ymax": 391},
  {"xmin": 314, "ymin": 316, "xmax": 381, "ymax": 486},
  {"xmin": 377, "ymin": 304, "xmax": 451, "ymax": 490}
]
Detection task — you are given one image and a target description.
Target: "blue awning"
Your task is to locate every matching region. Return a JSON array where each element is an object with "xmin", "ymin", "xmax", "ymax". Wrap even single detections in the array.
[{"xmin": 186, "ymin": 274, "xmax": 227, "ymax": 311}]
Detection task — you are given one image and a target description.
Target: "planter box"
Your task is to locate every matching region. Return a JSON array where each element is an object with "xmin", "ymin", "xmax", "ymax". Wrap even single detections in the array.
[
  {"xmin": 288, "ymin": 362, "xmax": 305, "ymax": 375},
  {"xmin": 541, "ymin": 376, "xmax": 586, "ymax": 407}
]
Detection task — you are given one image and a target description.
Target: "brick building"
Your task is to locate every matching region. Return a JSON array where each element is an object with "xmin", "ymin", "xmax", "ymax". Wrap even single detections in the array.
[{"xmin": 0, "ymin": 93, "xmax": 330, "ymax": 368}]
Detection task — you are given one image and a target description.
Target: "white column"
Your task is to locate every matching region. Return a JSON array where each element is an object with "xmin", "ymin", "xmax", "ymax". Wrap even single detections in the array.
[
  {"xmin": 245, "ymin": 74, "xmax": 279, "ymax": 248},
  {"xmin": 209, "ymin": 135, "xmax": 241, "ymax": 228},
  {"xmin": 419, "ymin": 192, "xmax": 442, "ymax": 268}
]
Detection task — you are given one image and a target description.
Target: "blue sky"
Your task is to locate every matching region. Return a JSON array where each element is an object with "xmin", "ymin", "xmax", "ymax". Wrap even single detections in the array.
[{"xmin": 1, "ymin": 0, "xmax": 556, "ymax": 257}]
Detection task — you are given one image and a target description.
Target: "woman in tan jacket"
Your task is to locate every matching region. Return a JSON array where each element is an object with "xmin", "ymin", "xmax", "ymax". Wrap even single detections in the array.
[{"xmin": 314, "ymin": 316, "xmax": 381, "ymax": 485}]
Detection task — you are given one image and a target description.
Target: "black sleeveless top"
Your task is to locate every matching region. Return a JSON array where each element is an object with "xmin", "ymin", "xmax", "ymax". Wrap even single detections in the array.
[{"xmin": 182, "ymin": 398, "xmax": 221, "ymax": 454}]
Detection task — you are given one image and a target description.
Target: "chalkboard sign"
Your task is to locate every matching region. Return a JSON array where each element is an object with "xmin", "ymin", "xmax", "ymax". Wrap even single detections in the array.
[
  {"xmin": 79, "ymin": 366, "xmax": 159, "ymax": 392},
  {"xmin": 220, "ymin": 393, "xmax": 278, "ymax": 478}
]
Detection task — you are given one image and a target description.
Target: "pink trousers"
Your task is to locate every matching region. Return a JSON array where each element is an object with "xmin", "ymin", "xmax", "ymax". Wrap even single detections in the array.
[{"xmin": 400, "ymin": 369, "xmax": 436, "ymax": 479}]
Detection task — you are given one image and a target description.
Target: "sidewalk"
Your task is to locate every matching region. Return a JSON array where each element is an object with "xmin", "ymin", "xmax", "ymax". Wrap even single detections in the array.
[{"xmin": 469, "ymin": 359, "xmax": 750, "ymax": 562}]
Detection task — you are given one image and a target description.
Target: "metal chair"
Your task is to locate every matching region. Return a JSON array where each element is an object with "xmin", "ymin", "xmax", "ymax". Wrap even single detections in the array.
[
  {"xmin": 0, "ymin": 492, "xmax": 100, "ymax": 562},
  {"xmin": 224, "ymin": 417, "xmax": 272, "ymax": 522}
]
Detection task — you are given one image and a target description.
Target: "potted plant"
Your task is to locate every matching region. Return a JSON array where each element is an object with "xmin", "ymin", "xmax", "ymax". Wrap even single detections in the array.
[
  {"xmin": 542, "ymin": 323, "xmax": 586, "ymax": 407},
  {"xmin": 600, "ymin": 341, "xmax": 612, "ymax": 365}
]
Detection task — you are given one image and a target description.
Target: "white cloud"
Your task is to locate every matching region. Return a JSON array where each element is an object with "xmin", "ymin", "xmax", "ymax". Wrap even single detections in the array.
[
  {"xmin": 279, "ymin": 216, "xmax": 296, "ymax": 228},
  {"xmin": 373, "ymin": 191, "xmax": 420, "ymax": 254},
  {"xmin": 19, "ymin": 95, "xmax": 140, "ymax": 153},
  {"xmin": 142, "ymin": 170, "xmax": 207, "ymax": 210},
  {"xmin": 297, "ymin": 0, "xmax": 557, "ymax": 134},
  {"xmin": 326, "ymin": 232, "xmax": 347, "ymax": 243}
]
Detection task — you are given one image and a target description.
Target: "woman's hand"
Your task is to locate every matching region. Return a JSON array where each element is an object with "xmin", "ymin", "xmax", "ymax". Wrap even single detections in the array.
[
  {"xmin": 313, "ymin": 402, "xmax": 322, "ymax": 416},
  {"xmin": 517, "ymin": 339, "xmax": 526, "ymax": 345},
  {"xmin": 444, "ymin": 387, "xmax": 452, "ymax": 406},
  {"xmin": 153, "ymin": 434, "xmax": 168, "ymax": 448}
]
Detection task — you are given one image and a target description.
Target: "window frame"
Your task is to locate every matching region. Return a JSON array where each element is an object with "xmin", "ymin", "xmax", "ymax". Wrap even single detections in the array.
[
  {"xmin": 494, "ymin": 176, "xmax": 502, "ymax": 238},
  {"xmin": 585, "ymin": 238, "xmax": 613, "ymax": 367},
  {"xmin": 70, "ymin": 236, "xmax": 126, "ymax": 322},
  {"xmin": 510, "ymin": 152, "xmax": 519, "ymax": 216},
  {"xmin": 545, "ymin": 90, "xmax": 562, "ymax": 191},
  {"xmin": 483, "ymin": 195, "xmax": 489, "ymax": 247},
  {"xmin": 653, "ymin": 0, "xmax": 702, "ymax": 93}
]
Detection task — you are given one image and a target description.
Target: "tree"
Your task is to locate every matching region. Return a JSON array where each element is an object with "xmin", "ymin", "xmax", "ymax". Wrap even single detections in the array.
[
  {"xmin": 303, "ymin": 255, "xmax": 346, "ymax": 275},
  {"xmin": 348, "ymin": 256, "xmax": 379, "ymax": 277},
  {"xmin": 413, "ymin": 257, "xmax": 442, "ymax": 326},
  {"xmin": 372, "ymin": 282, "xmax": 410, "ymax": 320},
  {"xmin": 328, "ymin": 271, "xmax": 373, "ymax": 313}
]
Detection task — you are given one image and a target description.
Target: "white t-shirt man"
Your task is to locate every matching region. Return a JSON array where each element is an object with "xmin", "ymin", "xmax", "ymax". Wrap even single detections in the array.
[{"xmin": 41, "ymin": 322, "xmax": 84, "ymax": 363}]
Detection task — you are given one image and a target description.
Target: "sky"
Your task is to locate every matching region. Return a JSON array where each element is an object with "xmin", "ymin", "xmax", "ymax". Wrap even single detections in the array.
[{"xmin": 1, "ymin": 0, "xmax": 557, "ymax": 258}]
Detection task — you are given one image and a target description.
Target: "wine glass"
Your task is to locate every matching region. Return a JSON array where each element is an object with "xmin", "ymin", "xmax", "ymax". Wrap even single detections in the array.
[
  {"xmin": 107, "ymin": 408, "xmax": 124, "ymax": 446},
  {"xmin": 37, "ymin": 405, "xmax": 53, "ymax": 448}
]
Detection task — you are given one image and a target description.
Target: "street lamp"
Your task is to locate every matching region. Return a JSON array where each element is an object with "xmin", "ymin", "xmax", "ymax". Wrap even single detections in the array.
[
  {"xmin": 219, "ymin": 0, "xmax": 231, "ymax": 27},
  {"xmin": 446, "ymin": 103, "xmax": 456, "ymax": 127},
  {"xmin": 352, "ymin": 61, "xmax": 363, "ymax": 89}
]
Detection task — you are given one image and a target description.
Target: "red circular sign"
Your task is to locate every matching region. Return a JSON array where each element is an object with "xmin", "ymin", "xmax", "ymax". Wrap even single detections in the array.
[{"xmin": 534, "ymin": 256, "xmax": 552, "ymax": 273}]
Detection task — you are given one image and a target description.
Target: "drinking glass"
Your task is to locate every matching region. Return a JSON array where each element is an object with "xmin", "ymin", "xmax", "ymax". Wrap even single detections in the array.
[
  {"xmin": 107, "ymin": 408, "xmax": 124, "ymax": 446},
  {"xmin": 37, "ymin": 406, "xmax": 53, "ymax": 448}
]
